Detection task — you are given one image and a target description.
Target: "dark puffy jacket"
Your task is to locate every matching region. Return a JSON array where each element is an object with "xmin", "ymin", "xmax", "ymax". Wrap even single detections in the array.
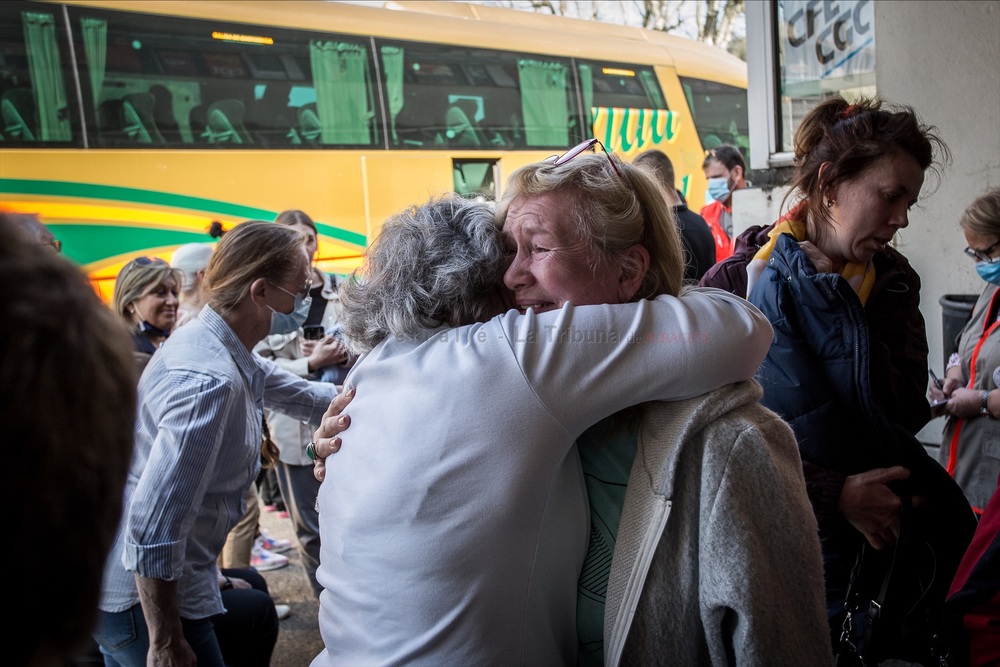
[{"xmin": 716, "ymin": 230, "xmax": 976, "ymax": 658}]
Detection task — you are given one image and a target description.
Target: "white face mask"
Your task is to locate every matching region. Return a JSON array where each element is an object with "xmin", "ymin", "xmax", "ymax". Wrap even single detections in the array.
[{"xmin": 267, "ymin": 282, "xmax": 312, "ymax": 335}]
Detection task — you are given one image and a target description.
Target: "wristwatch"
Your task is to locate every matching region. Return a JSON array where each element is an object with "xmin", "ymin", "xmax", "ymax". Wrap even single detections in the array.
[{"xmin": 981, "ymin": 390, "xmax": 993, "ymax": 418}]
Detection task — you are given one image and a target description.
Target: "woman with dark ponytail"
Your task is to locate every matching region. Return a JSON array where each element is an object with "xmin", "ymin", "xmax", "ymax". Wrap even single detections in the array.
[{"xmin": 702, "ymin": 97, "xmax": 976, "ymax": 663}]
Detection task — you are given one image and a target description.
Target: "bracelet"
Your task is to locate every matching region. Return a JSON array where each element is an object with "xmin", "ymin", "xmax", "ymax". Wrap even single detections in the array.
[
  {"xmin": 221, "ymin": 576, "xmax": 234, "ymax": 591},
  {"xmin": 981, "ymin": 390, "xmax": 994, "ymax": 419}
]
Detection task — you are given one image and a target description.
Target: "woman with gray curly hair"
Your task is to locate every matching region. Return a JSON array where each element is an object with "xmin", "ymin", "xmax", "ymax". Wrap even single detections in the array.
[{"xmin": 312, "ymin": 173, "xmax": 789, "ymax": 665}]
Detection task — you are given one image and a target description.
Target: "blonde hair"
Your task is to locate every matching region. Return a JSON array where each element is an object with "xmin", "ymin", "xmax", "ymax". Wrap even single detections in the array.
[
  {"xmin": 959, "ymin": 187, "xmax": 1000, "ymax": 238},
  {"xmin": 497, "ymin": 152, "xmax": 684, "ymax": 300},
  {"xmin": 203, "ymin": 221, "xmax": 306, "ymax": 315},
  {"xmin": 111, "ymin": 259, "xmax": 181, "ymax": 332}
]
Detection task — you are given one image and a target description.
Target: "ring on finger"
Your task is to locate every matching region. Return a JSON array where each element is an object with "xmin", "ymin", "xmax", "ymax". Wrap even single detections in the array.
[{"xmin": 306, "ymin": 441, "xmax": 317, "ymax": 461}]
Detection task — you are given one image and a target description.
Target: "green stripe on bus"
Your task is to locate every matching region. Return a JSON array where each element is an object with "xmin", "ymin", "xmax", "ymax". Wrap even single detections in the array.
[
  {"xmin": 49, "ymin": 224, "xmax": 213, "ymax": 265},
  {"xmin": 0, "ymin": 178, "xmax": 366, "ymax": 246}
]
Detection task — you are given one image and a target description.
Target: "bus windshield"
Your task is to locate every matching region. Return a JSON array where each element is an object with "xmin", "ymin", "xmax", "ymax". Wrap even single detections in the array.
[{"xmin": 679, "ymin": 76, "xmax": 749, "ymax": 162}]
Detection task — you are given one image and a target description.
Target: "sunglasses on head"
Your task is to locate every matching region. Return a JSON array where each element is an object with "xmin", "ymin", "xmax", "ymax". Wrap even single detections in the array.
[
  {"xmin": 130, "ymin": 256, "xmax": 168, "ymax": 266},
  {"xmin": 545, "ymin": 138, "xmax": 624, "ymax": 179}
]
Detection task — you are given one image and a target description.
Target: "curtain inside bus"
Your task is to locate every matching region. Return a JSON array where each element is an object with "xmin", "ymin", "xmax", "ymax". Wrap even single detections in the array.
[
  {"xmin": 380, "ymin": 46, "xmax": 403, "ymax": 145},
  {"xmin": 80, "ymin": 18, "xmax": 106, "ymax": 116},
  {"xmin": 517, "ymin": 59, "xmax": 568, "ymax": 147},
  {"xmin": 21, "ymin": 11, "xmax": 71, "ymax": 141},
  {"xmin": 309, "ymin": 40, "xmax": 373, "ymax": 145},
  {"xmin": 638, "ymin": 71, "xmax": 666, "ymax": 109},
  {"xmin": 577, "ymin": 63, "xmax": 594, "ymax": 127}
]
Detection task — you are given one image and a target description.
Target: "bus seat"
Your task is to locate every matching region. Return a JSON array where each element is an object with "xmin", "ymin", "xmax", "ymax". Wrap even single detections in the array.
[
  {"xmin": 188, "ymin": 104, "xmax": 208, "ymax": 142},
  {"xmin": 444, "ymin": 103, "xmax": 484, "ymax": 147},
  {"xmin": 299, "ymin": 104, "xmax": 321, "ymax": 144},
  {"xmin": 248, "ymin": 82, "xmax": 294, "ymax": 146},
  {"xmin": 149, "ymin": 85, "xmax": 181, "ymax": 143},
  {"xmin": 122, "ymin": 93, "xmax": 165, "ymax": 144},
  {"xmin": 1, "ymin": 88, "xmax": 37, "ymax": 141},
  {"xmin": 204, "ymin": 99, "xmax": 253, "ymax": 145}
]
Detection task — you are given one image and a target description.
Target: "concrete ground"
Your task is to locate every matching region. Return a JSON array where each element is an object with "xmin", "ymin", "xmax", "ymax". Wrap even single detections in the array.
[{"xmin": 258, "ymin": 503, "xmax": 325, "ymax": 666}]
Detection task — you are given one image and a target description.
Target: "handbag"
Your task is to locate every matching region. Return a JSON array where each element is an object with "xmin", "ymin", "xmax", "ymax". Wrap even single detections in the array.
[{"xmin": 836, "ymin": 496, "xmax": 962, "ymax": 666}]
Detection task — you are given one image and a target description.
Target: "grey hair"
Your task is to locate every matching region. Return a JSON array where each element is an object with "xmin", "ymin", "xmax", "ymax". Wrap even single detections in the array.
[{"xmin": 339, "ymin": 195, "xmax": 506, "ymax": 353}]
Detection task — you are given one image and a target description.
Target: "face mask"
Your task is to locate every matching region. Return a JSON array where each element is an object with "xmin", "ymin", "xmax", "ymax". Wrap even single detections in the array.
[
  {"xmin": 268, "ymin": 289, "xmax": 312, "ymax": 335},
  {"xmin": 133, "ymin": 303, "xmax": 171, "ymax": 338},
  {"xmin": 138, "ymin": 320, "xmax": 171, "ymax": 338},
  {"xmin": 706, "ymin": 176, "xmax": 731, "ymax": 204},
  {"xmin": 975, "ymin": 260, "xmax": 1000, "ymax": 286}
]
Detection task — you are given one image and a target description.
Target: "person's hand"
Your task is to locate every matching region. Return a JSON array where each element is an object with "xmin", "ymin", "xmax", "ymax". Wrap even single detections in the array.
[
  {"xmin": 941, "ymin": 376, "xmax": 963, "ymax": 397},
  {"xmin": 797, "ymin": 240, "xmax": 835, "ymax": 274},
  {"xmin": 838, "ymin": 466, "xmax": 910, "ymax": 550},
  {"xmin": 300, "ymin": 338, "xmax": 318, "ymax": 357},
  {"xmin": 308, "ymin": 337, "xmax": 349, "ymax": 371},
  {"xmin": 312, "ymin": 387, "xmax": 354, "ymax": 481},
  {"xmin": 942, "ymin": 387, "xmax": 984, "ymax": 419},
  {"xmin": 228, "ymin": 576, "xmax": 252, "ymax": 590},
  {"xmin": 148, "ymin": 635, "xmax": 196, "ymax": 667},
  {"xmin": 928, "ymin": 379, "xmax": 948, "ymax": 403}
]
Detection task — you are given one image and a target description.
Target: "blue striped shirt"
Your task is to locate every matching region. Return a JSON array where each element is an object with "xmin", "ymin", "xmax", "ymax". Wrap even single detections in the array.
[{"xmin": 99, "ymin": 305, "xmax": 336, "ymax": 617}]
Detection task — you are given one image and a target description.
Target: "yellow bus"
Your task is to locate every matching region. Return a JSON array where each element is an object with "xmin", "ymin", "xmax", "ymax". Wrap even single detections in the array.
[{"xmin": 0, "ymin": 0, "xmax": 748, "ymax": 299}]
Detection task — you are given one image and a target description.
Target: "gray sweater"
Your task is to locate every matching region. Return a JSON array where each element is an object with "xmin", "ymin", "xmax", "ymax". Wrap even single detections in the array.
[{"xmin": 605, "ymin": 380, "xmax": 832, "ymax": 666}]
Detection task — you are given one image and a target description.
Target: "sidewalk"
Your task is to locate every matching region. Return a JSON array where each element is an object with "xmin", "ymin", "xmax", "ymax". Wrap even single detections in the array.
[{"xmin": 258, "ymin": 504, "xmax": 325, "ymax": 666}]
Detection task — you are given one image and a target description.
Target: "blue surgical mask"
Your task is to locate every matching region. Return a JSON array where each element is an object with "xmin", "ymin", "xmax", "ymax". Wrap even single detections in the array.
[
  {"xmin": 706, "ymin": 176, "xmax": 731, "ymax": 204},
  {"xmin": 975, "ymin": 260, "xmax": 1000, "ymax": 286},
  {"xmin": 268, "ymin": 287, "xmax": 312, "ymax": 336}
]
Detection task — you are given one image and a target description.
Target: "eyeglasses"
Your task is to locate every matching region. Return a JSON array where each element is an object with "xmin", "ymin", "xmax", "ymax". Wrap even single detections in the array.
[
  {"xmin": 964, "ymin": 239, "xmax": 1000, "ymax": 264},
  {"xmin": 546, "ymin": 137, "xmax": 624, "ymax": 179},
  {"xmin": 269, "ymin": 277, "xmax": 312, "ymax": 299}
]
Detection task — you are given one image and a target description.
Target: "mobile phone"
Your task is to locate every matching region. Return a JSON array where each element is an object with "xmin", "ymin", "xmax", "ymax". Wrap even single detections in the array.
[
  {"xmin": 302, "ymin": 325, "xmax": 325, "ymax": 340},
  {"xmin": 929, "ymin": 398, "xmax": 949, "ymax": 417}
]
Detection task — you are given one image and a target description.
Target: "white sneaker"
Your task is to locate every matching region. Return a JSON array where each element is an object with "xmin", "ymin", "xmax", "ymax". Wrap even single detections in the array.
[
  {"xmin": 275, "ymin": 604, "xmax": 291, "ymax": 620},
  {"xmin": 251, "ymin": 544, "xmax": 289, "ymax": 572},
  {"xmin": 256, "ymin": 529, "xmax": 293, "ymax": 554}
]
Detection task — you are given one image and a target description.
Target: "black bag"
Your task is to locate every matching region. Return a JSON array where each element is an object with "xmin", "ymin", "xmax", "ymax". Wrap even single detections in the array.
[{"xmin": 836, "ymin": 490, "xmax": 975, "ymax": 666}]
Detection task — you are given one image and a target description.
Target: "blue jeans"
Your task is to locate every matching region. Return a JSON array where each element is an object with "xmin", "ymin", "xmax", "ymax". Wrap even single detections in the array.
[{"xmin": 93, "ymin": 603, "xmax": 224, "ymax": 667}]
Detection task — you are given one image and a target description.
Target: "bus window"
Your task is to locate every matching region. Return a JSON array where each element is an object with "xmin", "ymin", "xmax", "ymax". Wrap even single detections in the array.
[
  {"xmin": 0, "ymin": 4, "xmax": 77, "ymax": 145},
  {"xmin": 377, "ymin": 39, "xmax": 576, "ymax": 150},
  {"xmin": 68, "ymin": 6, "xmax": 380, "ymax": 148},
  {"xmin": 679, "ymin": 76, "xmax": 749, "ymax": 160},
  {"xmin": 578, "ymin": 60, "xmax": 671, "ymax": 156},
  {"xmin": 453, "ymin": 158, "xmax": 497, "ymax": 199}
]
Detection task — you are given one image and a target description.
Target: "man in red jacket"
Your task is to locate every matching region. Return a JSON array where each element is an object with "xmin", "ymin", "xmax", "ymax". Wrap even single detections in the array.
[{"xmin": 700, "ymin": 145, "xmax": 748, "ymax": 263}]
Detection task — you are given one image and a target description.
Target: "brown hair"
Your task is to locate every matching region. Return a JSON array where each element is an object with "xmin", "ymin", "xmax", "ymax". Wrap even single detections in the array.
[
  {"xmin": 786, "ymin": 96, "xmax": 948, "ymax": 229},
  {"xmin": 203, "ymin": 221, "xmax": 307, "ymax": 315},
  {"xmin": 633, "ymin": 149, "xmax": 676, "ymax": 193},
  {"xmin": 1, "ymin": 213, "xmax": 136, "ymax": 665},
  {"xmin": 497, "ymin": 152, "xmax": 684, "ymax": 300},
  {"xmin": 702, "ymin": 144, "xmax": 747, "ymax": 175},
  {"xmin": 275, "ymin": 209, "xmax": 317, "ymax": 238}
]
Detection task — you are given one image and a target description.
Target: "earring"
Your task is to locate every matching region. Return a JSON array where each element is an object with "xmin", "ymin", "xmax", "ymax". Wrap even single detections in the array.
[{"xmin": 825, "ymin": 198, "xmax": 835, "ymax": 208}]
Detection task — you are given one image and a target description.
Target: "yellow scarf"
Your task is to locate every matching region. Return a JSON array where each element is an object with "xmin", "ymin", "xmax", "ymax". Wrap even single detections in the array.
[{"xmin": 745, "ymin": 215, "xmax": 876, "ymax": 305}]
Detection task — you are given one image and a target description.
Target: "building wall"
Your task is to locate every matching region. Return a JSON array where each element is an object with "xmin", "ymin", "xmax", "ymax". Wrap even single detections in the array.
[
  {"xmin": 735, "ymin": 0, "xmax": 999, "ymax": 444},
  {"xmin": 876, "ymin": 0, "xmax": 1000, "ymax": 373}
]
